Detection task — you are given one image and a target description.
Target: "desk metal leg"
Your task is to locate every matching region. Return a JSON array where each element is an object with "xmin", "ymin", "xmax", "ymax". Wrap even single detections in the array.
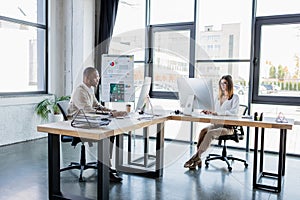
[
  {"xmin": 127, "ymin": 132, "xmax": 132, "ymax": 165},
  {"xmin": 127, "ymin": 128, "xmax": 156, "ymax": 168},
  {"xmin": 253, "ymin": 127, "xmax": 259, "ymax": 189},
  {"xmin": 115, "ymin": 134, "xmax": 124, "ymax": 169},
  {"xmin": 253, "ymin": 127, "xmax": 287, "ymax": 193},
  {"xmin": 155, "ymin": 122, "xmax": 164, "ymax": 177},
  {"xmin": 97, "ymin": 138, "xmax": 110, "ymax": 200},
  {"xmin": 144, "ymin": 127, "xmax": 150, "ymax": 166},
  {"xmin": 115, "ymin": 122, "xmax": 165, "ymax": 178},
  {"xmin": 259, "ymin": 128, "xmax": 265, "ymax": 173},
  {"xmin": 277, "ymin": 128, "xmax": 287, "ymax": 191},
  {"xmin": 282, "ymin": 129, "xmax": 287, "ymax": 176},
  {"xmin": 48, "ymin": 134, "xmax": 63, "ymax": 199}
]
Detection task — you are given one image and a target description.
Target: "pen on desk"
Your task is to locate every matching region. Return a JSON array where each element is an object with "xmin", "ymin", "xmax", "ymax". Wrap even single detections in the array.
[{"xmin": 259, "ymin": 112, "xmax": 263, "ymax": 121}]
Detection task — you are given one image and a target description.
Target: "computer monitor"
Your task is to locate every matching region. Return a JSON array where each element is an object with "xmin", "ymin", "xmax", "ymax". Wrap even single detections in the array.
[
  {"xmin": 135, "ymin": 77, "xmax": 152, "ymax": 112},
  {"xmin": 177, "ymin": 77, "xmax": 214, "ymax": 115}
]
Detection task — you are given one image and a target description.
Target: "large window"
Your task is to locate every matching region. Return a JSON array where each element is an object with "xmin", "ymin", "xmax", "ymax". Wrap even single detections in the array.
[
  {"xmin": 109, "ymin": 0, "xmax": 146, "ymax": 101},
  {"xmin": 196, "ymin": 0, "xmax": 252, "ymax": 90},
  {"xmin": 0, "ymin": 0, "xmax": 47, "ymax": 94},
  {"xmin": 110, "ymin": 0, "xmax": 145, "ymax": 61},
  {"xmin": 149, "ymin": 0, "xmax": 195, "ymax": 99},
  {"xmin": 253, "ymin": 16, "xmax": 300, "ymax": 105},
  {"xmin": 197, "ymin": 0, "xmax": 252, "ymax": 60},
  {"xmin": 109, "ymin": 0, "xmax": 300, "ymax": 155},
  {"xmin": 150, "ymin": 24, "xmax": 194, "ymax": 99}
]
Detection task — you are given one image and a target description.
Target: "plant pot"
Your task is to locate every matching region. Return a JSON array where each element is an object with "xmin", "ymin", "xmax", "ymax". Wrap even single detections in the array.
[{"xmin": 49, "ymin": 114, "xmax": 63, "ymax": 122}]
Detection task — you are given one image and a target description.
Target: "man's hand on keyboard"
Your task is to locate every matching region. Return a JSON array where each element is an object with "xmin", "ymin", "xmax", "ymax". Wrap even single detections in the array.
[{"xmin": 111, "ymin": 111, "xmax": 127, "ymax": 118}]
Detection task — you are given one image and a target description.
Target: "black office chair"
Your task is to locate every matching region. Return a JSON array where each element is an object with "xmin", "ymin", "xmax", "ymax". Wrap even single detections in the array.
[
  {"xmin": 57, "ymin": 100, "xmax": 97, "ymax": 182},
  {"xmin": 205, "ymin": 104, "xmax": 249, "ymax": 172}
]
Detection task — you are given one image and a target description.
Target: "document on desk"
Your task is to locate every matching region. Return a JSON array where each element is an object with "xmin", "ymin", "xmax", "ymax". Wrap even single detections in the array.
[
  {"xmin": 71, "ymin": 111, "xmax": 111, "ymax": 128},
  {"xmin": 137, "ymin": 114, "xmax": 154, "ymax": 120}
]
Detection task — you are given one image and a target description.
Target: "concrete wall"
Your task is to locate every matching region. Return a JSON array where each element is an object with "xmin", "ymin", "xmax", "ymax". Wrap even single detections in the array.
[
  {"xmin": 0, "ymin": 0, "xmax": 95, "ymax": 146},
  {"xmin": 0, "ymin": 95, "xmax": 53, "ymax": 146}
]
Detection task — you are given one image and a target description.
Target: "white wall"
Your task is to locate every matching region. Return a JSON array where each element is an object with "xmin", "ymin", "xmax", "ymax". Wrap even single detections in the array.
[
  {"xmin": 0, "ymin": 0, "xmax": 95, "ymax": 146},
  {"xmin": 49, "ymin": 0, "xmax": 95, "ymax": 96},
  {"xmin": 72, "ymin": 0, "xmax": 95, "ymax": 92}
]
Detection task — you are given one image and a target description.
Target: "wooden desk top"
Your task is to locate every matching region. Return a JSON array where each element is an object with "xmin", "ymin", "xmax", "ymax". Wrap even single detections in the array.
[
  {"xmin": 37, "ymin": 115, "xmax": 169, "ymax": 140},
  {"xmin": 37, "ymin": 112, "xmax": 294, "ymax": 140},
  {"xmin": 169, "ymin": 114, "xmax": 294, "ymax": 130}
]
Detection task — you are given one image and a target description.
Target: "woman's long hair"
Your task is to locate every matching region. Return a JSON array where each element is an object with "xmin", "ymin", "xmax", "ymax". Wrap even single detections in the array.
[{"xmin": 218, "ymin": 75, "xmax": 234, "ymax": 100}]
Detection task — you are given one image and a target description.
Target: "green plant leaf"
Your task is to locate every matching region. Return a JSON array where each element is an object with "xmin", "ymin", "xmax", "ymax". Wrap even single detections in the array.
[
  {"xmin": 35, "ymin": 99, "xmax": 52, "ymax": 121},
  {"xmin": 35, "ymin": 95, "xmax": 70, "ymax": 120}
]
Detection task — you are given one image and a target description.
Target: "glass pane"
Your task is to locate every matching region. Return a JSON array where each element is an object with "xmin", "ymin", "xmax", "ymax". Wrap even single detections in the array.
[
  {"xmin": 257, "ymin": 0, "xmax": 300, "ymax": 17},
  {"xmin": 258, "ymin": 24, "xmax": 300, "ymax": 97},
  {"xmin": 151, "ymin": 99, "xmax": 193, "ymax": 141},
  {"xmin": 153, "ymin": 30, "xmax": 190, "ymax": 92},
  {"xmin": 196, "ymin": 0, "xmax": 252, "ymax": 60},
  {"xmin": 195, "ymin": 62, "xmax": 250, "ymax": 105},
  {"xmin": 0, "ymin": 0, "xmax": 46, "ymax": 24},
  {"xmin": 109, "ymin": 29, "xmax": 145, "ymax": 61},
  {"xmin": 150, "ymin": 0, "xmax": 194, "ymax": 24},
  {"xmin": 110, "ymin": 0, "xmax": 145, "ymax": 61},
  {"xmin": 0, "ymin": 20, "xmax": 45, "ymax": 93},
  {"xmin": 113, "ymin": 0, "xmax": 145, "ymax": 34},
  {"xmin": 134, "ymin": 63, "xmax": 145, "ymax": 102}
]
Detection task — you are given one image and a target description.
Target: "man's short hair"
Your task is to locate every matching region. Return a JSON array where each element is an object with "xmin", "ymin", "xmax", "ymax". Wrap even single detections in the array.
[{"xmin": 83, "ymin": 67, "xmax": 97, "ymax": 78}]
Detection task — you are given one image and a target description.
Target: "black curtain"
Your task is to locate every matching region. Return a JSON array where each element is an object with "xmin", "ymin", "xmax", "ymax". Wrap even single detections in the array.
[{"xmin": 95, "ymin": 0, "xmax": 119, "ymax": 99}]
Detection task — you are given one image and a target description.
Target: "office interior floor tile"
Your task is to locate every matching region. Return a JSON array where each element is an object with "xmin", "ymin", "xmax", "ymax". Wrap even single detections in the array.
[{"xmin": 0, "ymin": 137, "xmax": 299, "ymax": 200}]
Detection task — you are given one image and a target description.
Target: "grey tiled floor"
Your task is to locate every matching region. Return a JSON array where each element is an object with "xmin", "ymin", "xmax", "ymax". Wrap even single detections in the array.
[{"xmin": 0, "ymin": 137, "xmax": 299, "ymax": 200}]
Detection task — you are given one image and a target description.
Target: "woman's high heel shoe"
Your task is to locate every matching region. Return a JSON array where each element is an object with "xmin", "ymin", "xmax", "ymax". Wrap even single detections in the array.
[
  {"xmin": 184, "ymin": 156, "xmax": 195, "ymax": 168},
  {"xmin": 188, "ymin": 157, "xmax": 202, "ymax": 170},
  {"xmin": 183, "ymin": 155, "xmax": 198, "ymax": 168}
]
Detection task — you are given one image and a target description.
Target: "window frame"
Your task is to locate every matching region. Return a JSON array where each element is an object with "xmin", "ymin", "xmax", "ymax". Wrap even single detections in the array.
[
  {"xmin": 148, "ymin": 22, "xmax": 195, "ymax": 99},
  {"xmin": 252, "ymin": 14, "xmax": 300, "ymax": 105}
]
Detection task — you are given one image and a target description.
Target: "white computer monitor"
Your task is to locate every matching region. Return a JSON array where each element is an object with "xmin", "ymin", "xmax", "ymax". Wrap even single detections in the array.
[
  {"xmin": 135, "ymin": 77, "xmax": 152, "ymax": 112},
  {"xmin": 177, "ymin": 77, "xmax": 214, "ymax": 115}
]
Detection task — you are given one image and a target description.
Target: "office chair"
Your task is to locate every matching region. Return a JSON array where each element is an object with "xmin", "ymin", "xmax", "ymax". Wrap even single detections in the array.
[
  {"xmin": 57, "ymin": 100, "xmax": 97, "ymax": 182},
  {"xmin": 205, "ymin": 104, "xmax": 249, "ymax": 172}
]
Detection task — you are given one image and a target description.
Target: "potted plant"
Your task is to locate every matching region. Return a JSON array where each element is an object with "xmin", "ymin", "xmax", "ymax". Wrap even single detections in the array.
[{"xmin": 35, "ymin": 95, "xmax": 70, "ymax": 121}]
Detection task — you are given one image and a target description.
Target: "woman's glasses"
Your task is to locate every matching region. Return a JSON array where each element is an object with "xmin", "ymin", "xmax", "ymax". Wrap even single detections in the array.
[{"xmin": 220, "ymin": 81, "xmax": 228, "ymax": 85}]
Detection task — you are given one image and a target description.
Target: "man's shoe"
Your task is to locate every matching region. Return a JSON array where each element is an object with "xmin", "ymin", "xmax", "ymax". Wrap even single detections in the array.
[
  {"xmin": 109, "ymin": 168, "xmax": 118, "ymax": 174},
  {"xmin": 71, "ymin": 137, "xmax": 81, "ymax": 147},
  {"xmin": 109, "ymin": 172, "xmax": 122, "ymax": 183}
]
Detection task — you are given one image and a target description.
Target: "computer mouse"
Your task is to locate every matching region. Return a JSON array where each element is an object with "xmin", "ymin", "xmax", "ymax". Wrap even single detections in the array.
[
  {"xmin": 175, "ymin": 110, "xmax": 180, "ymax": 115},
  {"xmin": 138, "ymin": 110, "xmax": 144, "ymax": 115}
]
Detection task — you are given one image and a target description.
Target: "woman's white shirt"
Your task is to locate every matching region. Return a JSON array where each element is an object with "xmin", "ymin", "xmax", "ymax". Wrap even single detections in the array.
[{"xmin": 214, "ymin": 94, "xmax": 239, "ymax": 116}]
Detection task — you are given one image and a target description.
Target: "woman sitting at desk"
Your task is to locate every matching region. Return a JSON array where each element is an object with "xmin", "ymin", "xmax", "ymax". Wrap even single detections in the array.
[{"xmin": 184, "ymin": 75, "xmax": 239, "ymax": 169}]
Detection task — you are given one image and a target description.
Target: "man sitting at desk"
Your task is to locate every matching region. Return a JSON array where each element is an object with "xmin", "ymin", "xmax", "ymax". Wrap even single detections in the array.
[{"xmin": 68, "ymin": 66, "xmax": 123, "ymax": 182}]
